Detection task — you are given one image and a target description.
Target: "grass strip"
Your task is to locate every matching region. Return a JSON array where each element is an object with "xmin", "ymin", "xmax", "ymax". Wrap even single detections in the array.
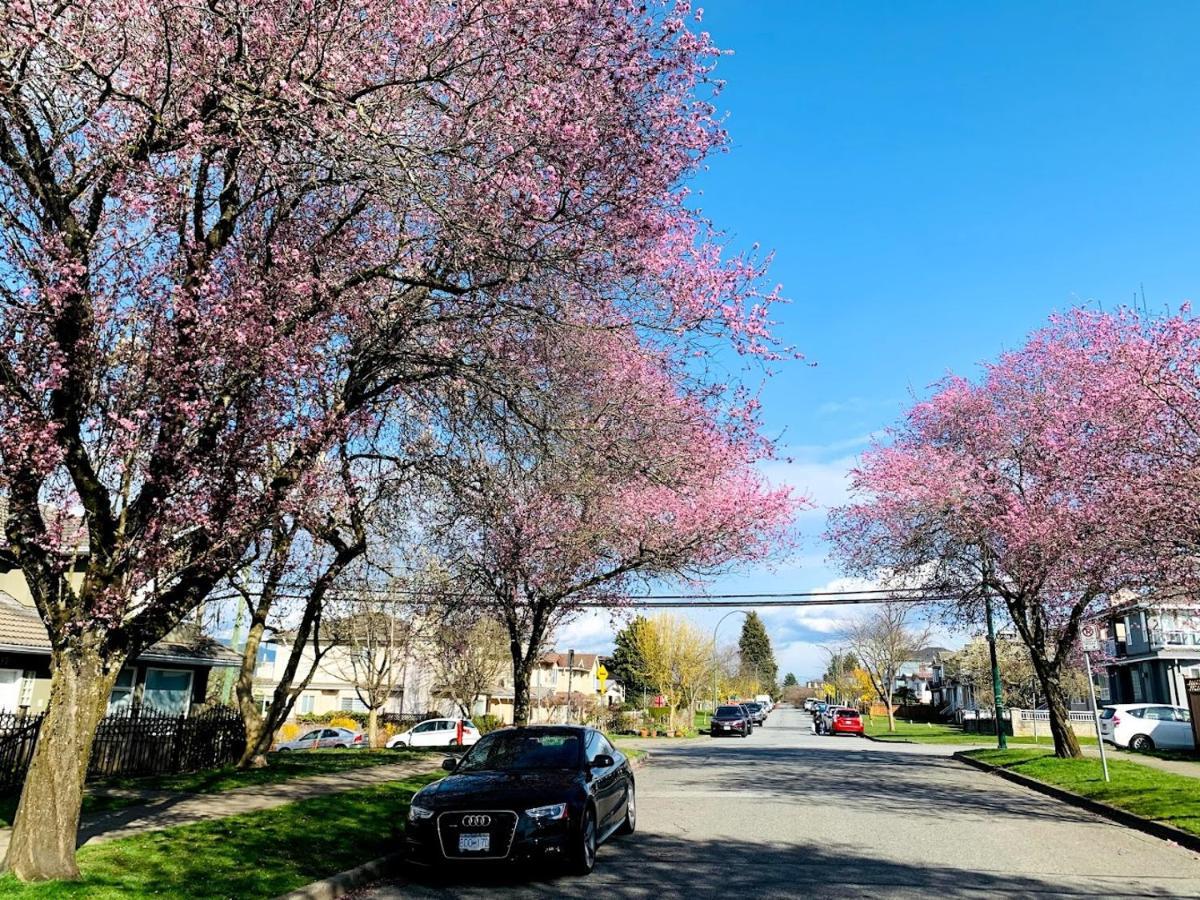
[
  {"xmin": 0, "ymin": 772, "xmax": 439, "ymax": 899},
  {"xmin": 964, "ymin": 748, "xmax": 1200, "ymax": 838},
  {"xmin": 864, "ymin": 718, "xmax": 1096, "ymax": 746},
  {"xmin": 0, "ymin": 748, "xmax": 419, "ymax": 827}
]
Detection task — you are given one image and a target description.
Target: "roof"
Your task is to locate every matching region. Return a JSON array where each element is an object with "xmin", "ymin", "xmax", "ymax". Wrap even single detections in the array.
[
  {"xmin": 0, "ymin": 498, "xmax": 90, "ymax": 554},
  {"xmin": 539, "ymin": 651, "xmax": 599, "ymax": 670},
  {"xmin": 0, "ymin": 591, "xmax": 240, "ymax": 668}
]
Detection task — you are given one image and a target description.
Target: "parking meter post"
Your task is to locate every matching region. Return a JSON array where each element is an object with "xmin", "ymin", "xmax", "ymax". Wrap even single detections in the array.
[{"xmin": 1084, "ymin": 651, "xmax": 1110, "ymax": 782}]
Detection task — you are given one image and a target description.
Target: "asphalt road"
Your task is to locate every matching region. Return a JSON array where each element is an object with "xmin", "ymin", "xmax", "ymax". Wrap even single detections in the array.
[{"xmin": 357, "ymin": 706, "xmax": 1200, "ymax": 899}]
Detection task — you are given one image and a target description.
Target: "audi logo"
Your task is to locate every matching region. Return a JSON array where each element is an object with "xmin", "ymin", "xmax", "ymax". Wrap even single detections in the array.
[{"xmin": 460, "ymin": 815, "xmax": 491, "ymax": 827}]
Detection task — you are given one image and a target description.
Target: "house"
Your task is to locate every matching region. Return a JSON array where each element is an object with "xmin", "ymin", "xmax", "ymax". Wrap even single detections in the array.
[
  {"xmin": 1095, "ymin": 593, "xmax": 1200, "ymax": 707},
  {"xmin": 0, "ymin": 508, "xmax": 240, "ymax": 716},
  {"xmin": 0, "ymin": 591, "xmax": 240, "ymax": 716},
  {"xmin": 482, "ymin": 650, "xmax": 605, "ymax": 725},
  {"xmin": 893, "ymin": 647, "xmax": 951, "ymax": 704},
  {"xmin": 250, "ymin": 621, "xmax": 438, "ymax": 719}
]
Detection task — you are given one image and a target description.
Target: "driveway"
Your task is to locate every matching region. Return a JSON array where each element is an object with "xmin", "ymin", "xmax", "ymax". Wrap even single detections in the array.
[{"xmin": 358, "ymin": 706, "xmax": 1200, "ymax": 898}]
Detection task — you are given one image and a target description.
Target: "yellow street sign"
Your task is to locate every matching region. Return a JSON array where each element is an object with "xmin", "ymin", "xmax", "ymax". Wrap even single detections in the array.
[{"xmin": 597, "ymin": 663, "xmax": 608, "ymax": 693}]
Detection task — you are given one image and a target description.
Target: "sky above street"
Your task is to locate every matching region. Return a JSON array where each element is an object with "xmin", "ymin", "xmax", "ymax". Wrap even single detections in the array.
[{"xmin": 556, "ymin": 1, "xmax": 1200, "ymax": 680}]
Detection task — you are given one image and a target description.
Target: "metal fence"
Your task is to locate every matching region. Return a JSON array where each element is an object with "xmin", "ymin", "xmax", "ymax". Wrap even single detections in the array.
[{"xmin": 0, "ymin": 707, "xmax": 246, "ymax": 792}]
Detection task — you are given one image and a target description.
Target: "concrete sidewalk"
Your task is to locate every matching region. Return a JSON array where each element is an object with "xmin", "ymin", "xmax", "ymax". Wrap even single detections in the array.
[
  {"xmin": 0, "ymin": 757, "xmax": 437, "ymax": 856},
  {"xmin": 1082, "ymin": 744, "xmax": 1200, "ymax": 779}
]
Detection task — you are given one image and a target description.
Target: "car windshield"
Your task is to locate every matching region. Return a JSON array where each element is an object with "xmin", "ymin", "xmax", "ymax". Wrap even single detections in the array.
[
  {"xmin": 716, "ymin": 706, "xmax": 744, "ymax": 716},
  {"xmin": 455, "ymin": 731, "xmax": 581, "ymax": 772}
]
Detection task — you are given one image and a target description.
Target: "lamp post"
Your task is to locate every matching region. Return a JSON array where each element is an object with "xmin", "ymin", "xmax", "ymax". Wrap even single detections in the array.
[
  {"xmin": 818, "ymin": 644, "xmax": 844, "ymax": 705},
  {"xmin": 712, "ymin": 611, "xmax": 749, "ymax": 717}
]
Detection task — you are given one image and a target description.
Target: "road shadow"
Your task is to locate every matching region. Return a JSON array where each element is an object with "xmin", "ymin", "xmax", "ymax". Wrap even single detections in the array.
[{"xmin": 386, "ymin": 831, "xmax": 1194, "ymax": 899}]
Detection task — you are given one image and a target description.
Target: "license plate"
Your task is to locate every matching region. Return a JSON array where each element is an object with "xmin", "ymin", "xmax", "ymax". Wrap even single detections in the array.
[
  {"xmin": 721, "ymin": 724, "xmax": 730, "ymax": 730},
  {"xmin": 459, "ymin": 833, "xmax": 490, "ymax": 853}
]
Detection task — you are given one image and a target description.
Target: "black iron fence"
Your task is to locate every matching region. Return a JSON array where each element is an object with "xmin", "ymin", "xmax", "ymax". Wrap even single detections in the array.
[{"xmin": 0, "ymin": 706, "xmax": 246, "ymax": 792}]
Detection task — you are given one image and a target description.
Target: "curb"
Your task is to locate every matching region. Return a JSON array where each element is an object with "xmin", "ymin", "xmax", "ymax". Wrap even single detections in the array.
[
  {"xmin": 274, "ymin": 852, "xmax": 403, "ymax": 900},
  {"xmin": 862, "ymin": 734, "xmax": 913, "ymax": 744},
  {"xmin": 952, "ymin": 752, "xmax": 1200, "ymax": 854},
  {"xmin": 277, "ymin": 754, "xmax": 652, "ymax": 900}
]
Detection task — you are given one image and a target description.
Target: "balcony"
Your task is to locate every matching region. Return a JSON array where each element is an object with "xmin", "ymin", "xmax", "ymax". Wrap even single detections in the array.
[{"xmin": 1147, "ymin": 626, "xmax": 1200, "ymax": 651}]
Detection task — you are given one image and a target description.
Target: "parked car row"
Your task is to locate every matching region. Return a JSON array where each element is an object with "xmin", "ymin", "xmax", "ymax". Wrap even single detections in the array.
[
  {"xmin": 804, "ymin": 699, "xmax": 865, "ymax": 737},
  {"xmin": 275, "ymin": 717, "xmax": 481, "ymax": 753},
  {"xmin": 709, "ymin": 700, "xmax": 772, "ymax": 737},
  {"xmin": 1099, "ymin": 703, "xmax": 1195, "ymax": 751}
]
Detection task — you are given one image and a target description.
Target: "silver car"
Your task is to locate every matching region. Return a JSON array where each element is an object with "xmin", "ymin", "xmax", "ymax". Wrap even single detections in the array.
[{"xmin": 275, "ymin": 726, "xmax": 366, "ymax": 751}]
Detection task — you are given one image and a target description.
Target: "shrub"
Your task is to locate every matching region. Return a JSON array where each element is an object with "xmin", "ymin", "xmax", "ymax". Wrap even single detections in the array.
[
  {"xmin": 473, "ymin": 714, "xmax": 504, "ymax": 735},
  {"xmin": 279, "ymin": 722, "xmax": 301, "ymax": 742},
  {"xmin": 328, "ymin": 716, "xmax": 362, "ymax": 732}
]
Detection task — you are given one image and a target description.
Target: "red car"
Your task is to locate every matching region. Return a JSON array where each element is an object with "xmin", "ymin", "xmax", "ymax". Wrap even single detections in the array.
[{"xmin": 828, "ymin": 708, "xmax": 864, "ymax": 736}]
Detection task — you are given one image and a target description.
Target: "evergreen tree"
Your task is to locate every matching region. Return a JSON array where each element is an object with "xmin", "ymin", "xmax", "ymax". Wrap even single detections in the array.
[
  {"xmin": 610, "ymin": 616, "xmax": 652, "ymax": 700},
  {"xmin": 737, "ymin": 612, "xmax": 778, "ymax": 691},
  {"xmin": 783, "ymin": 672, "xmax": 798, "ymax": 687}
]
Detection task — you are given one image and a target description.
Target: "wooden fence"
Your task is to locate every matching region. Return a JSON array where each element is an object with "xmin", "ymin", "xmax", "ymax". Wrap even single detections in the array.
[{"xmin": 0, "ymin": 707, "xmax": 246, "ymax": 792}]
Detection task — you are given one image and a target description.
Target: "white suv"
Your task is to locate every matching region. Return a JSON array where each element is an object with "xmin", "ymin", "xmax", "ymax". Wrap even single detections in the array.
[{"xmin": 1099, "ymin": 704, "xmax": 1194, "ymax": 751}]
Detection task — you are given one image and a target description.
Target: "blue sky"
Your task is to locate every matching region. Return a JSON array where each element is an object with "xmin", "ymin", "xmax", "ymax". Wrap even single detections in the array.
[{"xmin": 556, "ymin": 2, "xmax": 1200, "ymax": 679}]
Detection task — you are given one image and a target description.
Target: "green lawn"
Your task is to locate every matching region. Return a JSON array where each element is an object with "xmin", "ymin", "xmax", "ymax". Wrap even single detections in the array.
[
  {"xmin": 863, "ymin": 717, "xmax": 1096, "ymax": 746},
  {"xmin": 964, "ymin": 748, "xmax": 1200, "ymax": 838},
  {"xmin": 0, "ymin": 749, "xmax": 413, "ymax": 827},
  {"xmin": 0, "ymin": 772, "xmax": 439, "ymax": 899}
]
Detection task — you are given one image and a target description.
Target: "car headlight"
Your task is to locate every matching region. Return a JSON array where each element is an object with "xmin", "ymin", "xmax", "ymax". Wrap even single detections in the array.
[
  {"xmin": 525, "ymin": 803, "xmax": 567, "ymax": 821},
  {"xmin": 408, "ymin": 804, "xmax": 434, "ymax": 822}
]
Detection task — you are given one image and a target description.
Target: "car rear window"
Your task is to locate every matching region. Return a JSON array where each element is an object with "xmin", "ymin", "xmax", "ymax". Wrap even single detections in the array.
[
  {"xmin": 837, "ymin": 710, "xmax": 860, "ymax": 719},
  {"xmin": 1099, "ymin": 708, "xmax": 1116, "ymax": 720}
]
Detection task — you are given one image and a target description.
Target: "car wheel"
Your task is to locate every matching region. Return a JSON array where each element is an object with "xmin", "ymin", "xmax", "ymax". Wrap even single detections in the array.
[
  {"xmin": 617, "ymin": 783, "xmax": 636, "ymax": 836},
  {"xmin": 334, "ymin": 744, "xmax": 347, "ymax": 749},
  {"xmin": 1130, "ymin": 734, "xmax": 1155, "ymax": 752},
  {"xmin": 392, "ymin": 740, "xmax": 408, "ymax": 749},
  {"xmin": 570, "ymin": 806, "xmax": 598, "ymax": 875},
  {"xmin": 278, "ymin": 747, "xmax": 291, "ymax": 753}
]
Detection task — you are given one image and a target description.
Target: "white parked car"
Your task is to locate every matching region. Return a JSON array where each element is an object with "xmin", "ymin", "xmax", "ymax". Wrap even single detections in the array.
[
  {"xmin": 386, "ymin": 717, "xmax": 481, "ymax": 749},
  {"xmin": 276, "ymin": 726, "xmax": 366, "ymax": 751},
  {"xmin": 1099, "ymin": 703, "xmax": 1194, "ymax": 751}
]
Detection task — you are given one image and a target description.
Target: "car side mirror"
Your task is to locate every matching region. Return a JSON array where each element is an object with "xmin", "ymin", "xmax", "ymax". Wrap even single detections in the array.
[
  {"xmin": 441, "ymin": 757, "xmax": 459, "ymax": 772},
  {"xmin": 591, "ymin": 753, "xmax": 614, "ymax": 769}
]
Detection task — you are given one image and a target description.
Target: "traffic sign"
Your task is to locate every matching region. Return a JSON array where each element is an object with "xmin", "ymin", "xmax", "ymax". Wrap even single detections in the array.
[
  {"xmin": 1080, "ymin": 623, "xmax": 1100, "ymax": 653},
  {"xmin": 597, "ymin": 663, "xmax": 608, "ymax": 694}
]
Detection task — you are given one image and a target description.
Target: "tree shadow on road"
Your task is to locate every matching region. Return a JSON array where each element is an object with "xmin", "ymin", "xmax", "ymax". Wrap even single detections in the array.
[{"xmin": 390, "ymin": 831, "xmax": 1192, "ymax": 899}]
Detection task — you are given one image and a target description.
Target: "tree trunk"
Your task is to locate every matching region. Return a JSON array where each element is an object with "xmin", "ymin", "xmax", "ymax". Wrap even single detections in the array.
[
  {"xmin": 885, "ymin": 689, "xmax": 896, "ymax": 733},
  {"xmin": 512, "ymin": 655, "xmax": 535, "ymax": 726},
  {"xmin": 235, "ymin": 617, "xmax": 269, "ymax": 768},
  {"xmin": 367, "ymin": 707, "xmax": 379, "ymax": 748},
  {"xmin": 4, "ymin": 646, "xmax": 120, "ymax": 881},
  {"xmin": 1039, "ymin": 669, "xmax": 1082, "ymax": 758}
]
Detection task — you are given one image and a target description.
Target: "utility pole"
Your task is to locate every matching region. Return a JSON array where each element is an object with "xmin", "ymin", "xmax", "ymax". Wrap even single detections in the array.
[{"xmin": 984, "ymin": 593, "xmax": 1008, "ymax": 751}]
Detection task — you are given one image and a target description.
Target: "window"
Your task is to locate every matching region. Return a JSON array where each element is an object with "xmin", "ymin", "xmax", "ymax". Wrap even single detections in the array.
[
  {"xmin": 339, "ymin": 695, "xmax": 367, "ymax": 713},
  {"xmin": 107, "ymin": 669, "xmax": 136, "ymax": 714},
  {"xmin": 143, "ymin": 668, "xmax": 193, "ymax": 715},
  {"xmin": 414, "ymin": 721, "xmax": 437, "ymax": 733},
  {"xmin": 322, "ymin": 729, "xmax": 340, "ymax": 739},
  {"xmin": 1144, "ymin": 706, "xmax": 1176, "ymax": 721},
  {"xmin": 0, "ymin": 669, "xmax": 21, "ymax": 712},
  {"xmin": 298, "ymin": 694, "xmax": 314, "ymax": 715},
  {"xmin": 256, "ymin": 643, "xmax": 277, "ymax": 665},
  {"xmin": 298, "ymin": 730, "xmax": 322, "ymax": 742}
]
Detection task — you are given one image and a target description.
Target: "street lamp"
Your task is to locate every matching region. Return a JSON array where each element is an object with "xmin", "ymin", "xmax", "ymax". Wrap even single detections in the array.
[
  {"xmin": 818, "ymin": 644, "xmax": 844, "ymax": 705},
  {"xmin": 712, "ymin": 611, "xmax": 749, "ymax": 717}
]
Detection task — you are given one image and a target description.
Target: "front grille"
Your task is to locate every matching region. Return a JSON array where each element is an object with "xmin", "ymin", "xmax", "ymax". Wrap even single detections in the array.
[{"xmin": 437, "ymin": 809, "xmax": 519, "ymax": 860}]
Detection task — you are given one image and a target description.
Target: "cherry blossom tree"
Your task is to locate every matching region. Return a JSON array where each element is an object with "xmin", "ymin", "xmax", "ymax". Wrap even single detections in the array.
[
  {"xmin": 827, "ymin": 309, "xmax": 1195, "ymax": 758},
  {"xmin": 432, "ymin": 331, "xmax": 797, "ymax": 725},
  {"xmin": 0, "ymin": 0, "xmax": 783, "ymax": 879}
]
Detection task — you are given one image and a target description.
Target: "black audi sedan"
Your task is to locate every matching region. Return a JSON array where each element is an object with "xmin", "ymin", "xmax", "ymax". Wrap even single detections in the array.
[
  {"xmin": 404, "ymin": 725, "xmax": 635, "ymax": 875},
  {"xmin": 709, "ymin": 704, "xmax": 751, "ymax": 737}
]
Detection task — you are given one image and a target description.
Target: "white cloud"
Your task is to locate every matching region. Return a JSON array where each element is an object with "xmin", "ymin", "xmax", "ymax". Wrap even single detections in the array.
[{"xmin": 549, "ymin": 609, "xmax": 625, "ymax": 655}]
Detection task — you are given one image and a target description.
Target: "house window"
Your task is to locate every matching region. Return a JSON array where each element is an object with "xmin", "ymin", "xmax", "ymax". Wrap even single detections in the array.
[
  {"xmin": 339, "ymin": 695, "xmax": 367, "ymax": 713},
  {"xmin": 256, "ymin": 643, "xmax": 277, "ymax": 665},
  {"xmin": 0, "ymin": 668, "xmax": 22, "ymax": 713},
  {"xmin": 298, "ymin": 693, "xmax": 315, "ymax": 715},
  {"xmin": 143, "ymin": 668, "xmax": 193, "ymax": 716},
  {"xmin": 107, "ymin": 669, "xmax": 137, "ymax": 714}
]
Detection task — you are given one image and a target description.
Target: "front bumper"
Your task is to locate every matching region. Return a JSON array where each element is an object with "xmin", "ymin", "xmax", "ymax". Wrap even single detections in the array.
[{"xmin": 405, "ymin": 811, "xmax": 573, "ymax": 866}]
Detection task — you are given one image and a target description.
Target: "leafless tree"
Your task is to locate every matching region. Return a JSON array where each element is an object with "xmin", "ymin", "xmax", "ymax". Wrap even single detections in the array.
[
  {"xmin": 432, "ymin": 614, "xmax": 509, "ymax": 718},
  {"xmin": 844, "ymin": 603, "xmax": 932, "ymax": 733}
]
